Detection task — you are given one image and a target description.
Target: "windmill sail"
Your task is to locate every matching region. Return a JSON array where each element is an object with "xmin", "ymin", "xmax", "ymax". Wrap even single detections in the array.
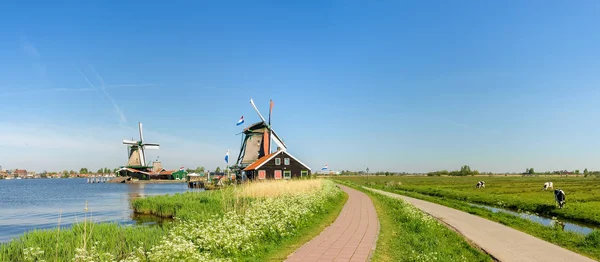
[
  {"xmin": 237, "ymin": 99, "xmax": 287, "ymax": 166},
  {"xmin": 123, "ymin": 122, "xmax": 160, "ymax": 167}
]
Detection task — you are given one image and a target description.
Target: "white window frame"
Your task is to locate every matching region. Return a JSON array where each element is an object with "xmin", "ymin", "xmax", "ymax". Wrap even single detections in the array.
[
  {"xmin": 274, "ymin": 170, "xmax": 282, "ymax": 180},
  {"xmin": 284, "ymin": 158, "xmax": 290, "ymax": 165},
  {"xmin": 258, "ymin": 170, "xmax": 266, "ymax": 180},
  {"xmin": 275, "ymin": 158, "xmax": 281, "ymax": 165},
  {"xmin": 301, "ymin": 170, "xmax": 308, "ymax": 177},
  {"xmin": 284, "ymin": 171, "xmax": 291, "ymax": 179}
]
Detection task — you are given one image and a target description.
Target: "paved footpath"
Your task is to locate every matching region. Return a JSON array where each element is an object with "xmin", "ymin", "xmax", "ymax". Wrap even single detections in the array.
[
  {"xmin": 286, "ymin": 185, "xmax": 379, "ymax": 262},
  {"xmin": 365, "ymin": 187, "xmax": 597, "ymax": 262}
]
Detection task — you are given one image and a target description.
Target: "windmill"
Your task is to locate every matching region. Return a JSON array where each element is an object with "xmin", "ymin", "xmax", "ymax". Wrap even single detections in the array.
[
  {"xmin": 236, "ymin": 98, "xmax": 287, "ymax": 168},
  {"xmin": 122, "ymin": 122, "xmax": 160, "ymax": 168}
]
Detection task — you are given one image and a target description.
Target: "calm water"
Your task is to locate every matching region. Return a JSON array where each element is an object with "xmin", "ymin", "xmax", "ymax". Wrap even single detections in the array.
[
  {"xmin": 0, "ymin": 178, "xmax": 197, "ymax": 242},
  {"xmin": 467, "ymin": 203, "xmax": 599, "ymax": 235}
]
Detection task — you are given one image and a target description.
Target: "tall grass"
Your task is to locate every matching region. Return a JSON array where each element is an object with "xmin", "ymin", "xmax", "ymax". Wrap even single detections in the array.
[
  {"xmin": 237, "ymin": 179, "xmax": 323, "ymax": 198},
  {"xmin": 131, "ymin": 190, "xmax": 226, "ymax": 221},
  {"xmin": 0, "ymin": 221, "xmax": 167, "ymax": 262}
]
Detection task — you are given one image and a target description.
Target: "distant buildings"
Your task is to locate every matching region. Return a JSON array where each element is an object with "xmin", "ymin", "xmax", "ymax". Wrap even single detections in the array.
[
  {"xmin": 14, "ymin": 169, "xmax": 27, "ymax": 178},
  {"xmin": 0, "ymin": 164, "xmax": 3, "ymax": 172}
]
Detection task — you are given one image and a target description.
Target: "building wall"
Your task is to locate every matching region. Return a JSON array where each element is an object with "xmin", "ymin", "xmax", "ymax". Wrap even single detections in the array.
[{"xmin": 247, "ymin": 151, "xmax": 311, "ymax": 180}]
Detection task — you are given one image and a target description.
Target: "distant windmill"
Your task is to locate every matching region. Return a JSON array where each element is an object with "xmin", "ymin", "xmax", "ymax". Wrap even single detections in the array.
[
  {"xmin": 122, "ymin": 122, "xmax": 160, "ymax": 167},
  {"xmin": 236, "ymin": 98, "xmax": 287, "ymax": 167}
]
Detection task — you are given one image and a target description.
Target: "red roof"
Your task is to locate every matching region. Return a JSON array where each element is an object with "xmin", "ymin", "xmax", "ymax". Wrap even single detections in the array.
[
  {"xmin": 159, "ymin": 170, "xmax": 174, "ymax": 175},
  {"xmin": 244, "ymin": 151, "xmax": 280, "ymax": 171}
]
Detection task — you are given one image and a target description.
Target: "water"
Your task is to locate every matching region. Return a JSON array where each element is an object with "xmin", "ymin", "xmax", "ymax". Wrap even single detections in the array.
[
  {"xmin": 467, "ymin": 203, "xmax": 599, "ymax": 235},
  {"xmin": 0, "ymin": 178, "xmax": 199, "ymax": 242}
]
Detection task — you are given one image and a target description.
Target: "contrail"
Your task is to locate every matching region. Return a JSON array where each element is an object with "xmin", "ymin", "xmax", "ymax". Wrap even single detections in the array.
[
  {"xmin": 1, "ymin": 87, "xmax": 95, "ymax": 96},
  {"xmin": 78, "ymin": 66, "xmax": 127, "ymax": 125}
]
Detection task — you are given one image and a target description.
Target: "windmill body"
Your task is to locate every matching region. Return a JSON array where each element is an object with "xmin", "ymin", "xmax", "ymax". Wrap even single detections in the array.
[
  {"xmin": 117, "ymin": 122, "xmax": 166, "ymax": 180},
  {"xmin": 235, "ymin": 99, "xmax": 288, "ymax": 172}
]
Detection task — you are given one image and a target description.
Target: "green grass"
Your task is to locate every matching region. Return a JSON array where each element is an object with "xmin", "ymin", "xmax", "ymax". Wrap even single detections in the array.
[
  {"xmin": 335, "ymin": 176, "xmax": 600, "ymax": 261},
  {"xmin": 339, "ymin": 175, "xmax": 600, "ymax": 225},
  {"xmin": 0, "ymin": 222, "xmax": 167, "ymax": 262},
  {"xmin": 131, "ymin": 189, "xmax": 228, "ymax": 221},
  {"xmin": 334, "ymin": 179, "xmax": 492, "ymax": 262}
]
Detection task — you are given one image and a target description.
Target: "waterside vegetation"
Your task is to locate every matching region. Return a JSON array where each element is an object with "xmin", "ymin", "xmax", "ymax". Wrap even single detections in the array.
[{"xmin": 1, "ymin": 179, "xmax": 345, "ymax": 262}]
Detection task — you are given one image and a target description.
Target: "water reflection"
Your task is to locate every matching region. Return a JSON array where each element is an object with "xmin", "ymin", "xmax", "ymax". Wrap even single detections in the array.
[
  {"xmin": 0, "ymin": 178, "xmax": 193, "ymax": 242},
  {"xmin": 467, "ymin": 203, "xmax": 598, "ymax": 235}
]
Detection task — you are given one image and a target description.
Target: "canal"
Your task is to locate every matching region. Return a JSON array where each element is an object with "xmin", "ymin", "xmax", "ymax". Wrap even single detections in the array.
[{"xmin": 0, "ymin": 178, "xmax": 198, "ymax": 242}]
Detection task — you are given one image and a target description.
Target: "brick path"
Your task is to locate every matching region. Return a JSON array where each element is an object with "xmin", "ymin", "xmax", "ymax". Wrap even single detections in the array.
[{"xmin": 286, "ymin": 185, "xmax": 379, "ymax": 262}]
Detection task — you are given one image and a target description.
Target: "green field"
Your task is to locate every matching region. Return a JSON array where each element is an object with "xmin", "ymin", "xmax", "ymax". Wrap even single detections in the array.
[{"xmin": 337, "ymin": 175, "xmax": 600, "ymax": 225}]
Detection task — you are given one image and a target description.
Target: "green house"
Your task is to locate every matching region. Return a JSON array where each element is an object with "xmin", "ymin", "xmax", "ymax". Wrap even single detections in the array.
[{"xmin": 171, "ymin": 169, "xmax": 188, "ymax": 180}]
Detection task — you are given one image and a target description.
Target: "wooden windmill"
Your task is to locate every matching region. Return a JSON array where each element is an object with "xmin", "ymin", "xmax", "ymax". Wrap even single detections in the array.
[
  {"xmin": 122, "ymin": 122, "xmax": 160, "ymax": 168},
  {"xmin": 236, "ymin": 98, "xmax": 287, "ymax": 167}
]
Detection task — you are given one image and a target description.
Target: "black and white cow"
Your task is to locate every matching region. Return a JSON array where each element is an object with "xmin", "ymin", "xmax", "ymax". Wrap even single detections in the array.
[
  {"xmin": 476, "ymin": 181, "xmax": 485, "ymax": 189},
  {"xmin": 554, "ymin": 189, "xmax": 566, "ymax": 209},
  {"xmin": 542, "ymin": 182, "xmax": 553, "ymax": 190}
]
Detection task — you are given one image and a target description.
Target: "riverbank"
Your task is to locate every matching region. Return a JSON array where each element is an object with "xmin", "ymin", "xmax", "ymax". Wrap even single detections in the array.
[
  {"xmin": 0, "ymin": 179, "xmax": 346, "ymax": 261},
  {"xmin": 334, "ymin": 177, "xmax": 600, "ymax": 260}
]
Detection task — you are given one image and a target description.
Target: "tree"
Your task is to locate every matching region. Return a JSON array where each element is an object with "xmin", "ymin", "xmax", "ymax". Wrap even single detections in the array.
[
  {"xmin": 69, "ymin": 170, "xmax": 75, "ymax": 175},
  {"xmin": 215, "ymin": 167, "xmax": 222, "ymax": 174},
  {"xmin": 575, "ymin": 169, "xmax": 580, "ymax": 174},
  {"xmin": 528, "ymin": 168, "xmax": 535, "ymax": 175},
  {"xmin": 195, "ymin": 166, "xmax": 205, "ymax": 173},
  {"xmin": 79, "ymin": 168, "xmax": 88, "ymax": 174},
  {"xmin": 584, "ymin": 168, "xmax": 589, "ymax": 175},
  {"xmin": 62, "ymin": 170, "xmax": 69, "ymax": 178}
]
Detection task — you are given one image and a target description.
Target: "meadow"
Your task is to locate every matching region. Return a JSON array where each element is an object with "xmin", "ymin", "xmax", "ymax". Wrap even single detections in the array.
[
  {"xmin": 338, "ymin": 175, "xmax": 600, "ymax": 224},
  {"xmin": 335, "ymin": 176, "xmax": 600, "ymax": 260},
  {"xmin": 0, "ymin": 179, "xmax": 346, "ymax": 262}
]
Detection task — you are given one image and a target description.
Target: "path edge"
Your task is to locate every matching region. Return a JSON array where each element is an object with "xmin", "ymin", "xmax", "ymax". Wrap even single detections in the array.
[{"xmin": 363, "ymin": 186, "xmax": 500, "ymax": 262}]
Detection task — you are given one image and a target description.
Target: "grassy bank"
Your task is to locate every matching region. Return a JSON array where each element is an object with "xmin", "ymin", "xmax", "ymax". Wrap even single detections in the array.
[
  {"xmin": 1, "ymin": 179, "xmax": 346, "ymax": 262},
  {"xmin": 0, "ymin": 222, "xmax": 168, "ymax": 261},
  {"xmin": 131, "ymin": 189, "xmax": 227, "ymax": 221},
  {"xmin": 335, "ymin": 177, "xmax": 600, "ymax": 260},
  {"xmin": 334, "ymin": 179, "xmax": 492, "ymax": 261}
]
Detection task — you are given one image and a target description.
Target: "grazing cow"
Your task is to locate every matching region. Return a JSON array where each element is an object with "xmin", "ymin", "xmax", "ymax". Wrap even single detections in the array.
[
  {"xmin": 543, "ymin": 182, "xmax": 554, "ymax": 190},
  {"xmin": 476, "ymin": 181, "xmax": 485, "ymax": 189},
  {"xmin": 554, "ymin": 189, "xmax": 566, "ymax": 208}
]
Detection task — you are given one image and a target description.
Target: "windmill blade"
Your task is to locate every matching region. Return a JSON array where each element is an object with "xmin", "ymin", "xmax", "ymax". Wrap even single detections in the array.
[
  {"xmin": 271, "ymin": 129, "xmax": 287, "ymax": 150},
  {"xmin": 144, "ymin": 143, "xmax": 160, "ymax": 146},
  {"xmin": 250, "ymin": 98, "xmax": 268, "ymax": 124},
  {"xmin": 144, "ymin": 145, "xmax": 160, "ymax": 150},
  {"xmin": 139, "ymin": 146, "xmax": 146, "ymax": 166},
  {"xmin": 138, "ymin": 122, "xmax": 144, "ymax": 143},
  {"xmin": 123, "ymin": 140, "xmax": 138, "ymax": 145}
]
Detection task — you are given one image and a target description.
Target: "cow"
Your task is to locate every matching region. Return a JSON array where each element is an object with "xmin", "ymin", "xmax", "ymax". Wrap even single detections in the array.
[
  {"xmin": 476, "ymin": 181, "xmax": 485, "ymax": 189},
  {"xmin": 542, "ymin": 182, "xmax": 554, "ymax": 190},
  {"xmin": 554, "ymin": 189, "xmax": 566, "ymax": 209}
]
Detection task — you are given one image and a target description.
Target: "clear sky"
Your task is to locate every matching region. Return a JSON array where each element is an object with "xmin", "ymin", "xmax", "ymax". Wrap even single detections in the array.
[{"xmin": 1, "ymin": 1, "xmax": 600, "ymax": 173}]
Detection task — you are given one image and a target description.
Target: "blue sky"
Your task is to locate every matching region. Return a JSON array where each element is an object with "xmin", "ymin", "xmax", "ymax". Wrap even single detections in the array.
[{"xmin": 1, "ymin": 1, "xmax": 600, "ymax": 173}]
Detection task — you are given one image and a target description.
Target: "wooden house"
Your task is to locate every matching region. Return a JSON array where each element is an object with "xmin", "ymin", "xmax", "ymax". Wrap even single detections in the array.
[{"xmin": 243, "ymin": 150, "xmax": 311, "ymax": 180}]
